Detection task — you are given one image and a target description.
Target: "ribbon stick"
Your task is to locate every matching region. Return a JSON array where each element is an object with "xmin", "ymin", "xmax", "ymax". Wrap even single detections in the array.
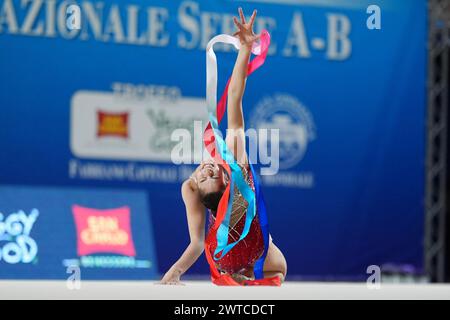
[{"xmin": 203, "ymin": 30, "xmax": 280, "ymax": 286}]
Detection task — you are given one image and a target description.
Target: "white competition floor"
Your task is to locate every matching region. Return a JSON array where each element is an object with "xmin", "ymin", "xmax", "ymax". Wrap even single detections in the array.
[{"xmin": 1, "ymin": 281, "xmax": 450, "ymax": 300}]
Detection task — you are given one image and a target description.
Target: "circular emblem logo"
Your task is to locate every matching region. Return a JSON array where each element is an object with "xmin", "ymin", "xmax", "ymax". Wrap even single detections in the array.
[{"xmin": 250, "ymin": 94, "xmax": 316, "ymax": 169}]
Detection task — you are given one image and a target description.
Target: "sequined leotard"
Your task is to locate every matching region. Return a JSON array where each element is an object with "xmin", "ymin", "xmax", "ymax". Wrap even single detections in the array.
[{"xmin": 205, "ymin": 164, "xmax": 265, "ymax": 277}]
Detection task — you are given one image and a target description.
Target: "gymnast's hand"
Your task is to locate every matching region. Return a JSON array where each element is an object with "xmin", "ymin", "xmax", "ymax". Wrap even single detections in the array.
[
  {"xmin": 158, "ymin": 267, "xmax": 185, "ymax": 285},
  {"xmin": 232, "ymin": 8, "xmax": 260, "ymax": 47}
]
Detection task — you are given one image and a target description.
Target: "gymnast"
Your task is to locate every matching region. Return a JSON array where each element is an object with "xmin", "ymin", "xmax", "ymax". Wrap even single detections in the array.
[{"xmin": 160, "ymin": 8, "xmax": 287, "ymax": 285}]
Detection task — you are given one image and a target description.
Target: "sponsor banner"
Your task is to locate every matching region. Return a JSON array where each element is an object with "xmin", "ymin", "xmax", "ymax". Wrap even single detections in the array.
[
  {"xmin": 72, "ymin": 205, "xmax": 137, "ymax": 257},
  {"xmin": 0, "ymin": 185, "xmax": 158, "ymax": 280},
  {"xmin": 71, "ymin": 90, "xmax": 208, "ymax": 162}
]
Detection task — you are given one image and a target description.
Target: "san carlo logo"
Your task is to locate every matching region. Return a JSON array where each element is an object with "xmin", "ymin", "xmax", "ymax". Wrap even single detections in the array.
[
  {"xmin": 0, "ymin": 209, "xmax": 39, "ymax": 264},
  {"xmin": 65, "ymin": 205, "xmax": 151, "ymax": 269},
  {"xmin": 72, "ymin": 205, "xmax": 136, "ymax": 257},
  {"xmin": 250, "ymin": 94, "xmax": 316, "ymax": 169}
]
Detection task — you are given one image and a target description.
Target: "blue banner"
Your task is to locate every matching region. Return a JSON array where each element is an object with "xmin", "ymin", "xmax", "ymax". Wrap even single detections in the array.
[
  {"xmin": 0, "ymin": 0, "xmax": 426, "ymax": 279},
  {"xmin": 0, "ymin": 185, "xmax": 158, "ymax": 279}
]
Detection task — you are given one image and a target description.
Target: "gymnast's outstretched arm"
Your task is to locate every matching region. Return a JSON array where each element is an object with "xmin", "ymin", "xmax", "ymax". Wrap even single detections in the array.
[
  {"xmin": 226, "ymin": 8, "xmax": 260, "ymax": 164},
  {"xmin": 159, "ymin": 180, "xmax": 205, "ymax": 284}
]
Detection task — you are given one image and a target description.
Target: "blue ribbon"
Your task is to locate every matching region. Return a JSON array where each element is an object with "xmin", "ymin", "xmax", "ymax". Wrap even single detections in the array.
[
  {"xmin": 208, "ymin": 119, "xmax": 269, "ymax": 280},
  {"xmin": 208, "ymin": 117, "xmax": 257, "ymax": 262}
]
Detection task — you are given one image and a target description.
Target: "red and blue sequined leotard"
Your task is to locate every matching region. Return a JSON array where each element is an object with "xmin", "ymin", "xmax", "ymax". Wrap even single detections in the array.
[{"xmin": 205, "ymin": 164, "xmax": 265, "ymax": 276}]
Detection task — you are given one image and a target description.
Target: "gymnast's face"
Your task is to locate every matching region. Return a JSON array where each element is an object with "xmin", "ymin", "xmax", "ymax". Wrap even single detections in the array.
[{"xmin": 195, "ymin": 159, "xmax": 229, "ymax": 194}]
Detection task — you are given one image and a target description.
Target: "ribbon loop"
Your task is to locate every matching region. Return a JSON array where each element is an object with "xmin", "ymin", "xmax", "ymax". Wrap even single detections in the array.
[{"xmin": 203, "ymin": 30, "xmax": 280, "ymax": 286}]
